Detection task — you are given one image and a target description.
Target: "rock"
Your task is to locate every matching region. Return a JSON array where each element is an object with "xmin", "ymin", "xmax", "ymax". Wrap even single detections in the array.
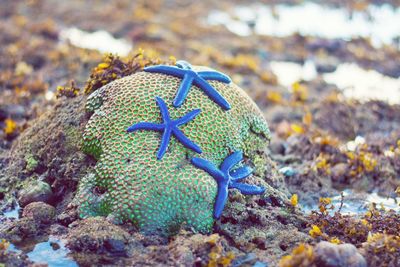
[
  {"xmin": 0, "ymin": 107, "xmax": 7, "ymax": 121},
  {"xmin": 127, "ymin": 231, "xmax": 238, "ymax": 266},
  {"xmin": 18, "ymin": 181, "xmax": 53, "ymax": 207},
  {"xmin": 6, "ymin": 104, "xmax": 26, "ymax": 120},
  {"xmin": 279, "ymin": 166, "xmax": 297, "ymax": 177},
  {"xmin": 269, "ymin": 139, "xmax": 287, "ymax": 155},
  {"xmin": 67, "ymin": 217, "xmax": 130, "ymax": 255},
  {"xmin": 22, "ymin": 202, "xmax": 55, "ymax": 224},
  {"xmin": 314, "ymin": 241, "xmax": 367, "ymax": 267},
  {"xmin": 104, "ymin": 239, "xmax": 126, "ymax": 255},
  {"xmin": 56, "ymin": 209, "xmax": 78, "ymax": 226},
  {"xmin": 0, "ymin": 249, "xmax": 33, "ymax": 267},
  {"xmin": 314, "ymin": 56, "xmax": 339, "ymax": 73},
  {"xmin": 49, "ymin": 224, "xmax": 68, "ymax": 236},
  {"xmin": 5, "ymin": 218, "xmax": 40, "ymax": 241},
  {"xmin": 331, "ymin": 163, "xmax": 348, "ymax": 183}
]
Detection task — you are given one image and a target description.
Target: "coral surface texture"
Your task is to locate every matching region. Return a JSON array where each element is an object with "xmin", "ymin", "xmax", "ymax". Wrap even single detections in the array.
[{"xmin": 76, "ymin": 63, "xmax": 270, "ymax": 235}]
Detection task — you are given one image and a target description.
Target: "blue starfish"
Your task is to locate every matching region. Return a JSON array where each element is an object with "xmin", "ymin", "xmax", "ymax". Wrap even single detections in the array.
[
  {"xmin": 144, "ymin": 60, "xmax": 232, "ymax": 110},
  {"xmin": 191, "ymin": 151, "xmax": 265, "ymax": 218},
  {"xmin": 127, "ymin": 96, "xmax": 202, "ymax": 160}
]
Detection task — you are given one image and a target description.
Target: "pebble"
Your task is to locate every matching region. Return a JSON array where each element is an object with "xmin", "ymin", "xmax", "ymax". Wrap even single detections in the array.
[
  {"xmin": 18, "ymin": 181, "xmax": 53, "ymax": 207},
  {"xmin": 22, "ymin": 201, "xmax": 55, "ymax": 224},
  {"xmin": 314, "ymin": 241, "xmax": 367, "ymax": 267}
]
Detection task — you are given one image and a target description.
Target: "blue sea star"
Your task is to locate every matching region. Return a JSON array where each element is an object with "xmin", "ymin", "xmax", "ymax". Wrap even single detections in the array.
[
  {"xmin": 144, "ymin": 60, "xmax": 232, "ymax": 110},
  {"xmin": 127, "ymin": 96, "xmax": 202, "ymax": 160},
  {"xmin": 191, "ymin": 151, "xmax": 265, "ymax": 218}
]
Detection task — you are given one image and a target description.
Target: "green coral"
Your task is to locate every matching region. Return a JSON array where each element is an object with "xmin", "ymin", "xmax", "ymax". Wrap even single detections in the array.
[{"xmin": 75, "ymin": 65, "xmax": 270, "ymax": 235}]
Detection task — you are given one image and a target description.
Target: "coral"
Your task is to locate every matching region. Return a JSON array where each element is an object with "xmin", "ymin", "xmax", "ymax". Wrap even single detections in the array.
[
  {"xmin": 191, "ymin": 151, "xmax": 265, "ymax": 218},
  {"xmin": 127, "ymin": 96, "xmax": 202, "ymax": 159},
  {"xmin": 75, "ymin": 62, "xmax": 270, "ymax": 235}
]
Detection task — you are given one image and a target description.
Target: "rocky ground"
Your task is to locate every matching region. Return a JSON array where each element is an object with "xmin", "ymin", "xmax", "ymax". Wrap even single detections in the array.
[{"xmin": 1, "ymin": 0, "xmax": 400, "ymax": 266}]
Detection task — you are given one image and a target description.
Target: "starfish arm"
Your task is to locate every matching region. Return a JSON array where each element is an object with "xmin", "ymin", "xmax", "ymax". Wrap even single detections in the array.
[
  {"xmin": 126, "ymin": 122, "xmax": 163, "ymax": 132},
  {"xmin": 173, "ymin": 128, "xmax": 202, "ymax": 154},
  {"xmin": 173, "ymin": 75, "xmax": 194, "ymax": 107},
  {"xmin": 191, "ymin": 157, "xmax": 224, "ymax": 182},
  {"xmin": 230, "ymin": 166, "xmax": 253, "ymax": 181},
  {"xmin": 176, "ymin": 60, "xmax": 192, "ymax": 70},
  {"xmin": 155, "ymin": 97, "xmax": 171, "ymax": 123},
  {"xmin": 198, "ymin": 71, "xmax": 231, "ymax": 83},
  {"xmin": 220, "ymin": 151, "xmax": 243, "ymax": 173},
  {"xmin": 193, "ymin": 77, "xmax": 231, "ymax": 110},
  {"xmin": 144, "ymin": 65, "xmax": 186, "ymax": 78},
  {"xmin": 157, "ymin": 127, "xmax": 172, "ymax": 160},
  {"xmin": 214, "ymin": 184, "xmax": 229, "ymax": 219},
  {"xmin": 175, "ymin": 109, "xmax": 201, "ymax": 126},
  {"xmin": 229, "ymin": 182, "xmax": 265, "ymax": 195}
]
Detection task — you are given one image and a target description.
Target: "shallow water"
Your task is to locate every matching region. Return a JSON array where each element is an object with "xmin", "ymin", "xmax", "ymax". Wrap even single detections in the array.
[
  {"xmin": 8, "ymin": 237, "xmax": 78, "ymax": 267},
  {"xmin": 269, "ymin": 60, "xmax": 317, "ymax": 87},
  {"xmin": 3, "ymin": 204, "xmax": 20, "ymax": 219},
  {"xmin": 323, "ymin": 63, "xmax": 400, "ymax": 104},
  {"xmin": 301, "ymin": 189, "xmax": 400, "ymax": 215},
  {"xmin": 60, "ymin": 27, "xmax": 132, "ymax": 56},
  {"xmin": 208, "ymin": 2, "xmax": 400, "ymax": 48},
  {"xmin": 269, "ymin": 60, "xmax": 400, "ymax": 104}
]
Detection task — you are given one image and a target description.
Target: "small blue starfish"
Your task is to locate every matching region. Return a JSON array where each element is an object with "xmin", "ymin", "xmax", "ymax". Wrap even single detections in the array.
[
  {"xmin": 191, "ymin": 151, "xmax": 265, "ymax": 218},
  {"xmin": 127, "ymin": 96, "xmax": 202, "ymax": 160},
  {"xmin": 144, "ymin": 60, "xmax": 232, "ymax": 110}
]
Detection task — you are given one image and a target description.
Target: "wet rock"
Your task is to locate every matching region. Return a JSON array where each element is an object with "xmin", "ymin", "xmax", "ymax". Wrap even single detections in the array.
[
  {"xmin": 314, "ymin": 102, "xmax": 356, "ymax": 140},
  {"xmin": 215, "ymin": 193, "xmax": 309, "ymax": 265},
  {"xmin": 22, "ymin": 202, "xmax": 55, "ymax": 224},
  {"xmin": 56, "ymin": 209, "xmax": 78, "ymax": 227},
  {"xmin": 49, "ymin": 224, "xmax": 68, "ymax": 236},
  {"xmin": 331, "ymin": 163, "xmax": 348, "ymax": 183},
  {"xmin": 314, "ymin": 56, "xmax": 339, "ymax": 74},
  {"xmin": 5, "ymin": 218, "xmax": 40, "ymax": 242},
  {"xmin": 269, "ymin": 139, "xmax": 287, "ymax": 155},
  {"xmin": 279, "ymin": 166, "xmax": 297, "ymax": 177},
  {"xmin": 6, "ymin": 105, "xmax": 26, "ymax": 120},
  {"xmin": 127, "ymin": 231, "xmax": 239, "ymax": 266},
  {"xmin": 314, "ymin": 241, "xmax": 367, "ymax": 267},
  {"xmin": 67, "ymin": 217, "xmax": 130, "ymax": 255},
  {"xmin": 0, "ymin": 249, "xmax": 33, "ymax": 267},
  {"xmin": 307, "ymin": 39, "xmax": 344, "ymax": 53},
  {"xmin": 1, "ymin": 96, "xmax": 91, "ymax": 212},
  {"xmin": 18, "ymin": 181, "xmax": 53, "ymax": 207},
  {"xmin": 104, "ymin": 239, "xmax": 126, "ymax": 255},
  {"xmin": 231, "ymin": 253, "xmax": 258, "ymax": 266},
  {"xmin": 0, "ymin": 107, "xmax": 7, "ymax": 121}
]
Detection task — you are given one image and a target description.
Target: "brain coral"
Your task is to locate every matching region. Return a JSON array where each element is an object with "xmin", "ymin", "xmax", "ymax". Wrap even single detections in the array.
[{"xmin": 75, "ymin": 62, "xmax": 271, "ymax": 235}]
